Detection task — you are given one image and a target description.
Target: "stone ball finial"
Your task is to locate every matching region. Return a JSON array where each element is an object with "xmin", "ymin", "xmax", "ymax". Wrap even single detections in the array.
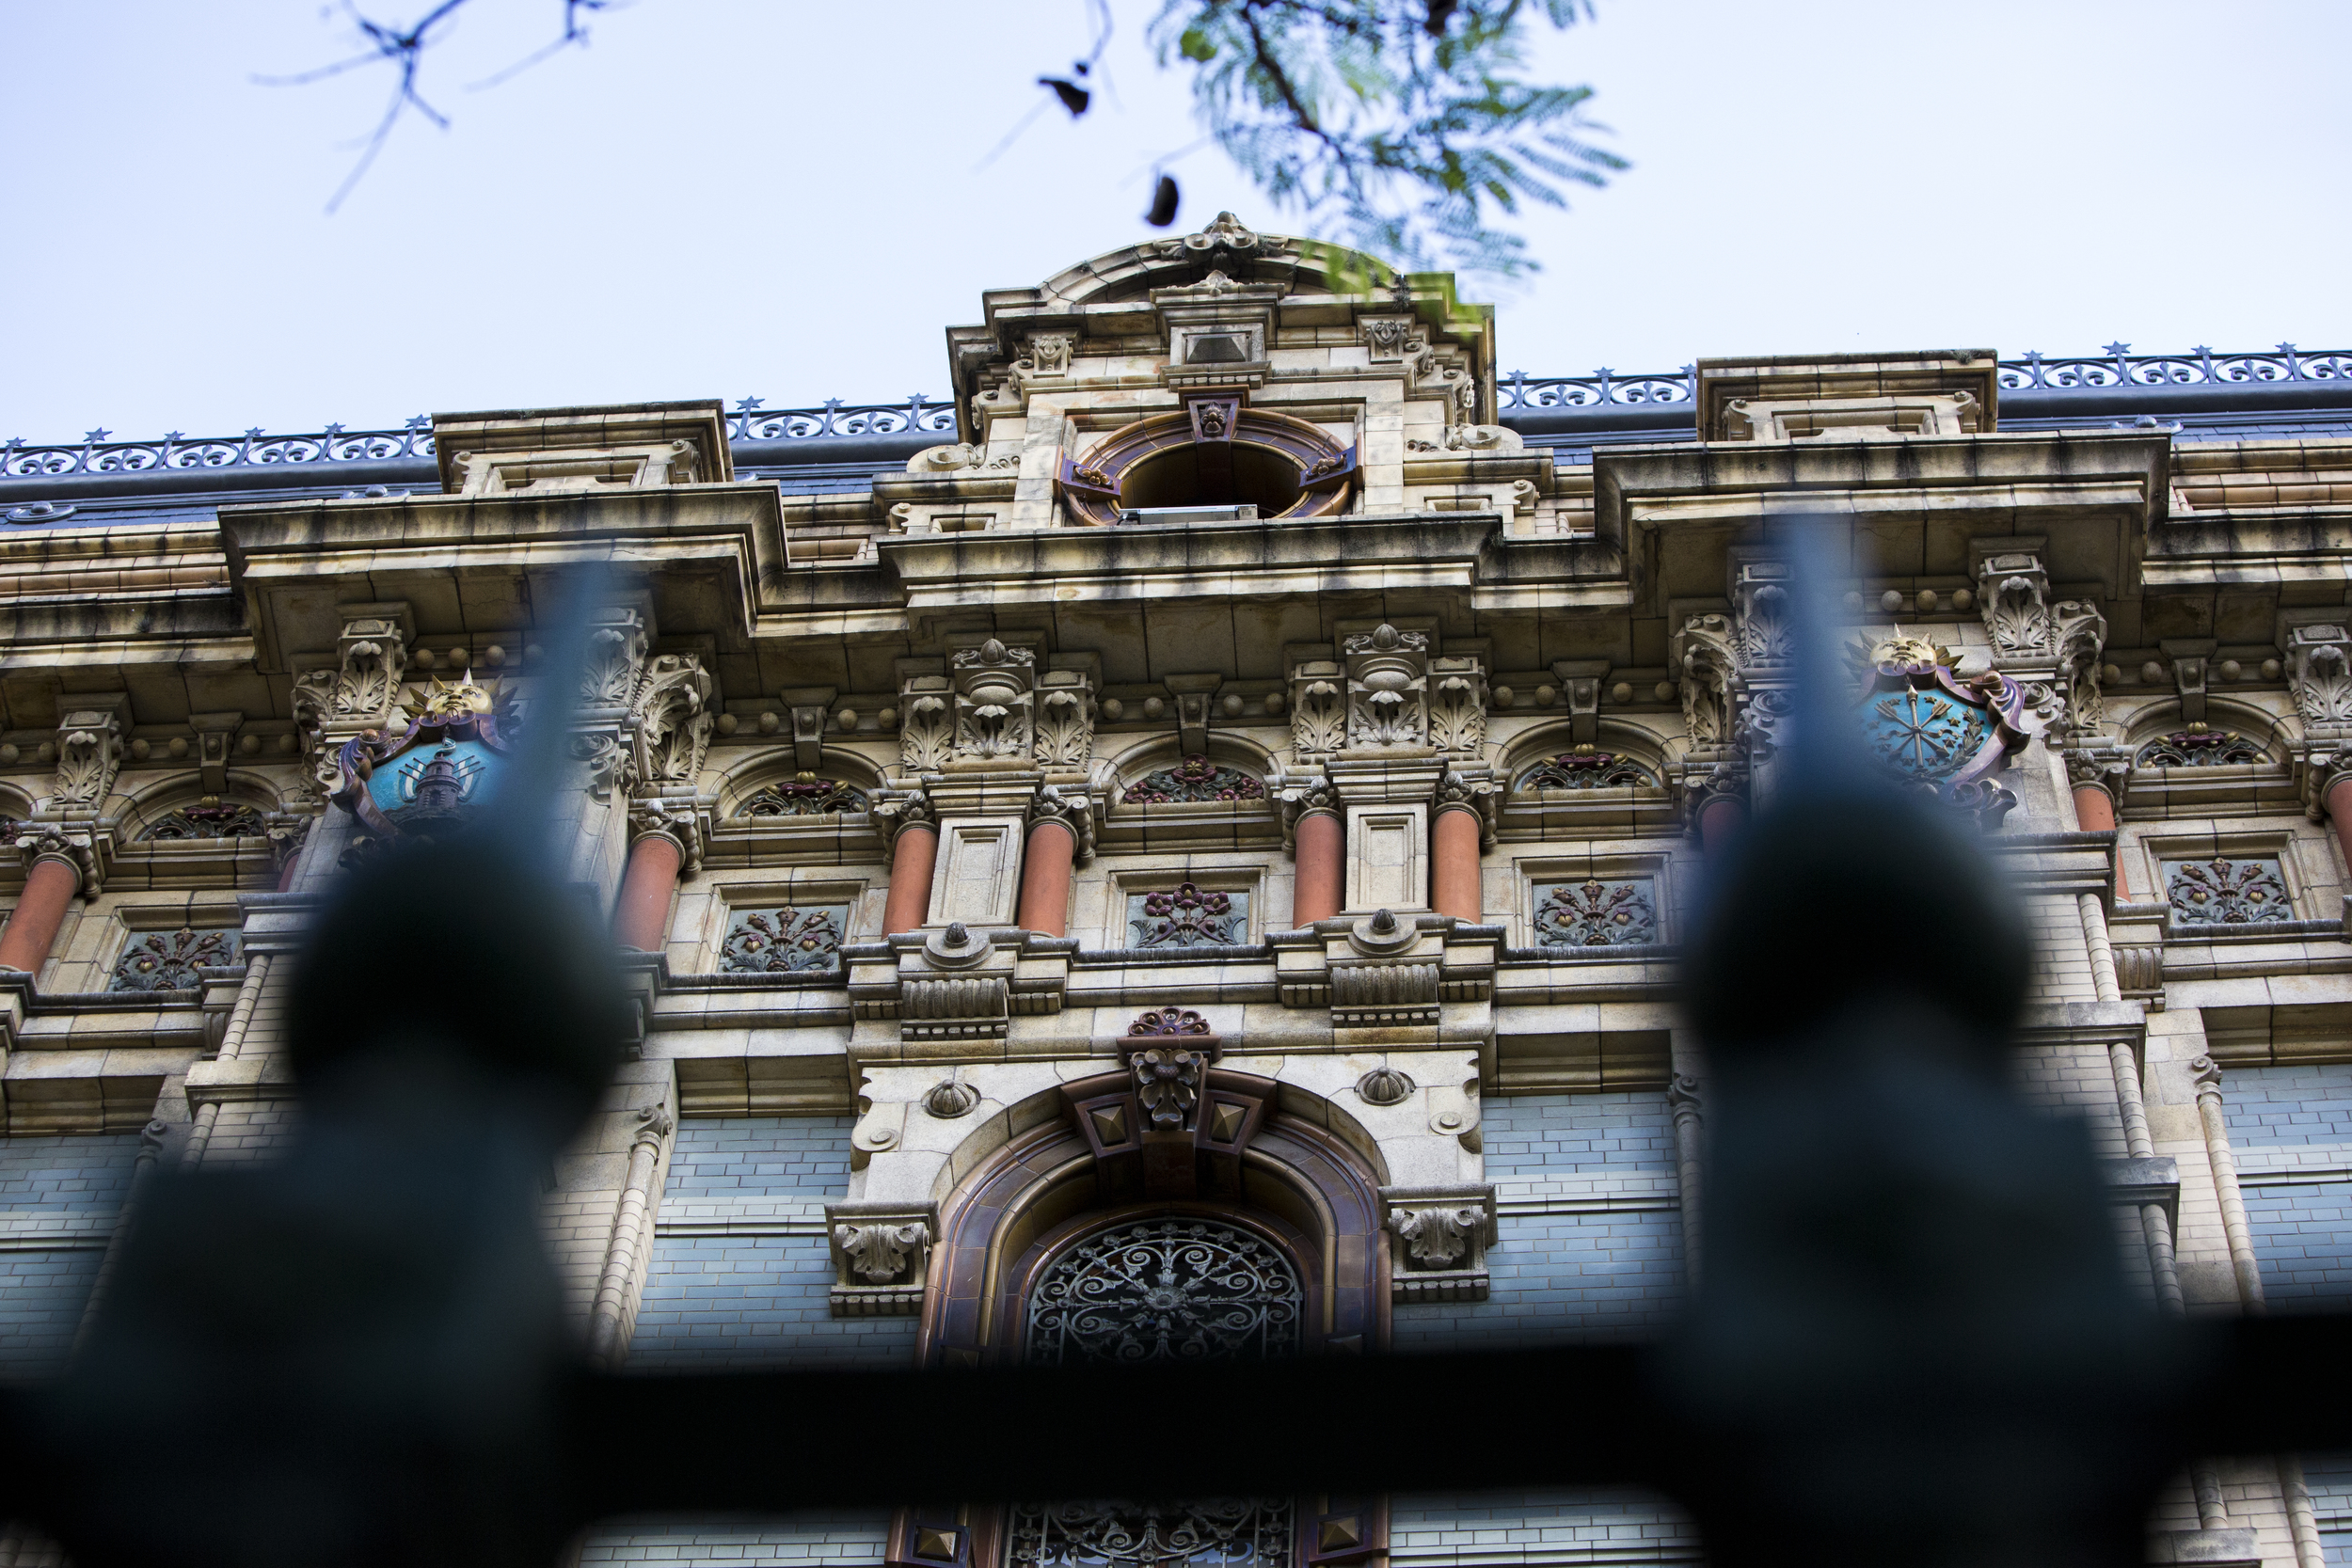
[
  {"xmin": 1356, "ymin": 1067, "xmax": 1416, "ymax": 1106},
  {"xmin": 1370, "ymin": 909, "xmax": 1398, "ymax": 935},
  {"xmin": 1372, "ymin": 624, "xmax": 1400, "ymax": 650},
  {"xmin": 945, "ymin": 921, "xmax": 969, "ymax": 947}
]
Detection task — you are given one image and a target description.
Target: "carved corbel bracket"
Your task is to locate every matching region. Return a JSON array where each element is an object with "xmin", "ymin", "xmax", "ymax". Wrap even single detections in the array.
[
  {"xmin": 580, "ymin": 605, "xmax": 652, "ymax": 710},
  {"xmin": 1972, "ymin": 540, "xmax": 2057, "ymax": 669},
  {"xmin": 1035, "ymin": 657, "xmax": 1103, "ymax": 773},
  {"xmin": 1378, "ymin": 1182, "xmax": 1498, "ymax": 1304},
  {"xmin": 630, "ymin": 652, "xmax": 715, "ymax": 789},
  {"xmin": 1671, "ymin": 610, "xmax": 1743, "ymax": 752},
  {"xmin": 1341, "ymin": 623, "xmax": 1433, "ymax": 750},
  {"xmin": 2163, "ymin": 640, "xmax": 2216, "ymax": 726},
  {"xmin": 2288, "ymin": 622, "xmax": 2352, "ymax": 730},
  {"xmin": 948, "ymin": 638, "xmax": 1039, "ymax": 765},
  {"xmin": 186, "ymin": 711, "xmax": 244, "ymax": 796},
  {"xmin": 1166, "ymin": 673, "xmax": 1224, "ymax": 758},
  {"xmin": 51, "ymin": 704, "xmax": 125, "ymax": 814},
  {"xmin": 824, "ymin": 1200, "xmax": 938, "ymax": 1317},
  {"xmin": 1549, "ymin": 659, "xmax": 1605, "ymax": 748}
]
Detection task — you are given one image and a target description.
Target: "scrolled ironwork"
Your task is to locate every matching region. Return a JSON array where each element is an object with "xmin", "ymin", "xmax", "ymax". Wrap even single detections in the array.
[
  {"xmin": 1515, "ymin": 750, "xmax": 1660, "ymax": 790},
  {"xmin": 1025, "ymin": 1215, "xmax": 1300, "ymax": 1366},
  {"xmin": 1997, "ymin": 343, "xmax": 2352, "ymax": 392},
  {"xmin": 726, "ymin": 395, "xmax": 958, "ymax": 442},
  {"xmin": 1124, "ymin": 756, "xmax": 1266, "ymax": 804},
  {"xmin": 2136, "ymin": 729, "xmax": 2269, "ymax": 768},
  {"xmin": 110, "ymin": 927, "xmax": 240, "ymax": 991},
  {"xmin": 138, "ymin": 802, "xmax": 268, "ymax": 842},
  {"xmin": 1007, "ymin": 1497, "xmax": 1292, "ymax": 1568},
  {"xmin": 736, "ymin": 779, "xmax": 868, "ymax": 817},
  {"xmin": 17, "ymin": 348, "xmax": 2350, "ymax": 484}
]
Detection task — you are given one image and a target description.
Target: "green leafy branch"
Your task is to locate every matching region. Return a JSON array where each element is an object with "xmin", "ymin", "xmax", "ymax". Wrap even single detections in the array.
[{"xmin": 1152, "ymin": 0, "xmax": 1625, "ymax": 277}]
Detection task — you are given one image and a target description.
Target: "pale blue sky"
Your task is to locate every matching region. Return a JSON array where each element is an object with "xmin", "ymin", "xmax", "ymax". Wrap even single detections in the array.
[{"xmin": 3, "ymin": 1, "xmax": 2346, "ymax": 442}]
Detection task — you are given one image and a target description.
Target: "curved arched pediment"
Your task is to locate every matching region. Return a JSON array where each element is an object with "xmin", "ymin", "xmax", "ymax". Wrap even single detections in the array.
[
  {"xmin": 1058, "ymin": 404, "xmax": 1356, "ymax": 526},
  {"xmin": 1498, "ymin": 722, "xmax": 1670, "ymax": 794},
  {"xmin": 2122, "ymin": 701, "xmax": 2291, "ymax": 768},
  {"xmin": 716, "ymin": 747, "xmax": 886, "ymax": 820}
]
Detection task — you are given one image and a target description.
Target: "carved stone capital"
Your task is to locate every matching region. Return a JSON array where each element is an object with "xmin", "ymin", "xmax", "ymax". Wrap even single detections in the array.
[
  {"xmin": 1432, "ymin": 768, "xmax": 1499, "ymax": 847},
  {"xmin": 2064, "ymin": 747, "xmax": 2133, "ymax": 803},
  {"xmin": 869, "ymin": 787, "xmax": 936, "ymax": 845},
  {"xmin": 1378, "ymin": 1182, "xmax": 1498, "ymax": 1304},
  {"xmin": 824, "ymin": 1200, "xmax": 938, "ymax": 1317},
  {"xmin": 571, "ymin": 725, "xmax": 639, "ymax": 802},
  {"xmin": 627, "ymin": 796, "xmax": 707, "ymax": 871},
  {"xmin": 1672, "ymin": 611, "xmax": 1743, "ymax": 750},
  {"xmin": 628, "ymin": 1100, "xmax": 675, "ymax": 1154},
  {"xmin": 1025, "ymin": 784, "xmax": 1096, "ymax": 862},
  {"xmin": 17, "ymin": 826, "xmax": 107, "ymax": 895}
]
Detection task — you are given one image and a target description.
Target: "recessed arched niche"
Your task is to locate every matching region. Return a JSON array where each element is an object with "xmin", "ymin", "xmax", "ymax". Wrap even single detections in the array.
[{"xmin": 1057, "ymin": 395, "xmax": 1356, "ymax": 526}]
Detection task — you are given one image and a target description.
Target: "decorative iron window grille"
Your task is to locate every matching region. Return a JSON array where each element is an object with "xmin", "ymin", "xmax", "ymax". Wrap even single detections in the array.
[
  {"xmin": 2165, "ymin": 857, "xmax": 2293, "ymax": 926},
  {"xmin": 1515, "ymin": 751, "xmax": 1660, "ymax": 790},
  {"xmin": 110, "ymin": 927, "xmax": 239, "ymax": 991},
  {"xmin": 720, "ymin": 906, "xmax": 849, "ymax": 973},
  {"xmin": 1124, "ymin": 757, "xmax": 1266, "ymax": 805},
  {"xmin": 2136, "ymin": 730, "xmax": 2269, "ymax": 768},
  {"xmin": 736, "ymin": 780, "xmax": 868, "ymax": 818},
  {"xmin": 1007, "ymin": 1498, "xmax": 1292, "ymax": 1568},
  {"xmin": 1126, "ymin": 884, "xmax": 1248, "ymax": 949},
  {"xmin": 1531, "ymin": 878, "xmax": 1659, "ymax": 947},
  {"xmin": 1011, "ymin": 1219, "xmax": 1298, "ymax": 1568},
  {"xmin": 1025, "ymin": 1216, "xmax": 1301, "ymax": 1366},
  {"xmin": 138, "ymin": 802, "xmax": 267, "ymax": 841}
]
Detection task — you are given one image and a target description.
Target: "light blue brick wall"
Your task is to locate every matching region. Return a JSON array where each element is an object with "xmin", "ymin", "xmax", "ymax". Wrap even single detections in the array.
[
  {"xmin": 1395, "ymin": 1091, "xmax": 1685, "ymax": 1350},
  {"xmin": 629, "ymin": 1117, "xmax": 916, "ymax": 1371},
  {"xmin": 1391, "ymin": 1485, "xmax": 1699, "ymax": 1567},
  {"xmin": 579, "ymin": 1508, "xmax": 888, "ymax": 1567},
  {"xmin": 0, "ymin": 1132, "xmax": 141, "ymax": 1376},
  {"xmin": 2219, "ymin": 1064, "xmax": 2352, "ymax": 1308},
  {"xmin": 661, "ymin": 1117, "xmax": 856, "ymax": 1197},
  {"xmin": 1480, "ymin": 1090, "xmax": 1677, "ymax": 1178}
]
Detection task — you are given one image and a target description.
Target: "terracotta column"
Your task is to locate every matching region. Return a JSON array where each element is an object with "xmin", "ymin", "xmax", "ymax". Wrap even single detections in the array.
[
  {"xmin": 2072, "ymin": 780, "xmax": 2131, "ymax": 897},
  {"xmin": 611, "ymin": 832, "xmax": 684, "ymax": 953},
  {"xmin": 1430, "ymin": 805, "xmax": 1484, "ymax": 922},
  {"xmin": 0, "ymin": 852, "xmax": 79, "ymax": 974},
  {"xmin": 1293, "ymin": 809, "xmax": 1344, "ymax": 927},
  {"xmin": 2326, "ymin": 775, "xmax": 2352, "ymax": 886},
  {"xmin": 1015, "ymin": 819, "xmax": 1076, "ymax": 938},
  {"xmin": 1695, "ymin": 794, "xmax": 1746, "ymax": 856},
  {"xmin": 882, "ymin": 822, "xmax": 939, "ymax": 936}
]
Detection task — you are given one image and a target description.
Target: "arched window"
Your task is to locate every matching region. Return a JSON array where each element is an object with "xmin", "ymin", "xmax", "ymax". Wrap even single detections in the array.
[
  {"xmin": 1008, "ymin": 1217, "xmax": 1298, "ymax": 1568},
  {"xmin": 1024, "ymin": 1216, "xmax": 1300, "ymax": 1366}
]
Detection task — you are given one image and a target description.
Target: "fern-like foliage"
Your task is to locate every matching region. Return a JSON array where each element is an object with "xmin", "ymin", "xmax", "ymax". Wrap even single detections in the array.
[{"xmin": 1152, "ymin": 0, "xmax": 1626, "ymax": 277}]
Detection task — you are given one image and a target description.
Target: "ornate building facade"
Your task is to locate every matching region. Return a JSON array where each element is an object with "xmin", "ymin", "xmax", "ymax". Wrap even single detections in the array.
[{"xmin": 3, "ymin": 214, "xmax": 2352, "ymax": 1568}]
